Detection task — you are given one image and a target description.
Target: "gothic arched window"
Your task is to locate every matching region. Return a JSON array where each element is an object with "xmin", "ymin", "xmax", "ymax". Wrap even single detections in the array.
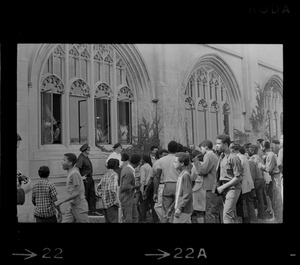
[
  {"xmin": 185, "ymin": 62, "xmax": 232, "ymax": 145},
  {"xmin": 41, "ymin": 75, "xmax": 64, "ymax": 144},
  {"xmin": 210, "ymin": 101, "xmax": 219, "ymax": 142},
  {"xmin": 223, "ymin": 102, "xmax": 230, "ymax": 135},
  {"xmin": 185, "ymin": 96, "xmax": 195, "ymax": 146},
  {"xmin": 117, "ymin": 86, "xmax": 134, "ymax": 144},
  {"xmin": 263, "ymin": 78, "xmax": 283, "ymax": 141},
  {"xmin": 69, "ymin": 79, "xmax": 90, "ymax": 144},
  {"xmin": 95, "ymin": 83, "xmax": 112, "ymax": 145}
]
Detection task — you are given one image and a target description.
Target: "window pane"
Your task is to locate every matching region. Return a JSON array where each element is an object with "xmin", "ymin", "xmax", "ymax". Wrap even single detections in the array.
[
  {"xmin": 53, "ymin": 94, "xmax": 62, "ymax": 144},
  {"xmin": 197, "ymin": 110, "xmax": 207, "ymax": 142},
  {"xmin": 210, "ymin": 112, "xmax": 218, "ymax": 142},
  {"xmin": 185, "ymin": 109, "xmax": 193, "ymax": 146},
  {"xmin": 70, "ymin": 97, "xmax": 88, "ymax": 144},
  {"xmin": 223, "ymin": 113, "xmax": 229, "ymax": 135},
  {"xmin": 41, "ymin": 92, "xmax": 53, "ymax": 144},
  {"xmin": 95, "ymin": 98, "xmax": 111, "ymax": 145},
  {"xmin": 118, "ymin": 101, "xmax": 130, "ymax": 144}
]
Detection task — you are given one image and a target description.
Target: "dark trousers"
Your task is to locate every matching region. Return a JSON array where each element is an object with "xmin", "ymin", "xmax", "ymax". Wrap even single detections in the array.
[
  {"xmin": 103, "ymin": 205, "xmax": 119, "ymax": 223},
  {"xmin": 254, "ymin": 179, "xmax": 266, "ymax": 219},
  {"xmin": 84, "ymin": 176, "xmax": 96, "ymax": 212},
  {"xmin": 138, "ymin": 189, "xmax": 148, "ymax": 222},
  {"xmin": 35, "ymin": 215, "xmax": 57, "ymax": 223},
  {"xmin": 205, "ymin": 191, "xmax": 222, "ymax": 223},
  {"xmin": 162, "ymin": 182, "xmax": 177, "ymax": 223},
  {"xmin": 237, "ymin": 190, "xmax": 257, "ymax": 223}
]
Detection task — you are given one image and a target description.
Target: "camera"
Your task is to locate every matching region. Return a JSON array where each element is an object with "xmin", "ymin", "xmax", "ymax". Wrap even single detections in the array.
[{"xmin": 17, "ymin": 172, "xmax": 28, "ymax": 185}]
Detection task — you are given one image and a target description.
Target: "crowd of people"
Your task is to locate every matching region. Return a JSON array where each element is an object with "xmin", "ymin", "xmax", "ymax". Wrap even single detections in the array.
[{"xmin": 16, "ymin": 132, "xmax": 283, "ymax": 224}]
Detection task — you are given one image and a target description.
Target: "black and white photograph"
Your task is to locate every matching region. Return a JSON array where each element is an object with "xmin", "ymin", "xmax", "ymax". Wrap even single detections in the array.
[
  {"xmin": 1, "ymin": 3, "xmax": 297, "ymax": 262},
  {"xmin": 16, "ymin": 44, "xmax": 284, "ymax": 225}
]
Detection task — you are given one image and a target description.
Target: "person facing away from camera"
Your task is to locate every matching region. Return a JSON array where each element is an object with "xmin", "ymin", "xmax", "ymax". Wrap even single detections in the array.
[
  {"xmin": 153, "ymin": 141, "xmax": 180, "ymax": 223},
  {"xmin": 97, "ymin": 158, "xmax": 119, "ymax": 223},
  {"xmin": 167, "ymin": 152, "xmax": 193, "ymax": 223},
  {"xmin": 145, "ymin": 148, "xmax": 169, "ymax": 223},
  {"xmin": 138, "ymin": 154, "xmax": 153, "ymax": 222},
  {"xmin": 215, "ymin": 134, "xmax": 243, "ymax": 223},
  {"xmin": 119, "ymin": 154, "xmax": 142, "ymax": 223},
  {"xmin": 193, "ymin": 140, "xmax": 221, "ymax": 223},
  {"xmin": 247, "ymin": 144, "xmax": 266, "ymax": 221},
  {"xmin": 257, "ymin": 140, "xmax": 283, "ymax": 223},
  {"xmin": 55, "ymin": 153, "xmax": 89, "ymax": 223},
  {"xmin": 32, "ymin": 166, "xmax": 58, "ymax": 223},
  {"xmin": 231, "ymin": 144, "xmax": 257, "ymax": 223}
]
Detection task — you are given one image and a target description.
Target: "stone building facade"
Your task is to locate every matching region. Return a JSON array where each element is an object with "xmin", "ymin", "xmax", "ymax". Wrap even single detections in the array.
[{"xmin": 17, "ymin": 44, "xmax": 283, "ymax": 186}]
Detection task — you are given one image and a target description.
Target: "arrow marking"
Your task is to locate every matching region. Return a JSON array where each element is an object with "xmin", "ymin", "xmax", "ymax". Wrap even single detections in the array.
[
  {"xmin": 145, "ymin": 249, "xmax": 170, "ymax": 260},
  {"xmin": 12, "ymin": 249, "xmax": 37, "ymax": 260}
]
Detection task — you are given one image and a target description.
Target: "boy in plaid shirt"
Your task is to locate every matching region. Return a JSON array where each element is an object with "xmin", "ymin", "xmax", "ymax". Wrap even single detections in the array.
[
  {"xmin": 97, "ymin": 158, "xmax": 119, "ymax": 223},
  {"xmin": 32, "ymin": 166, "xmax": 58, "ymax": 223}
]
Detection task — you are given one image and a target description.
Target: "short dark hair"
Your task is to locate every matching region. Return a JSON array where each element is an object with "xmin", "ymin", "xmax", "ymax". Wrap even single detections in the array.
[
  {"xmin": 249, "ymin": 144, "xmax": 259, "ymax": 154},
  {"xmin": 38, "ymin": 165, "xmax": 50, "ymax": 178},
  {"xmin": 257, "ymin": 139, "xmax": 264, "ymax": 144},
  {"xmin": 217, "ymin": 134, "xmax": 231, "ymax": 147},
  {"xmin": 175, "ymin": 152, "xmax": 190, "ymax": 167},
  {"xmin": 121, "ymin": 153, "xmax": 130, "ymax": 161},
  {"xmin": 239, "ymin": 146, "xmax": 246, "ymax": 155},
  {"xmin": 200, "ymin": 140, "xmax": 213, "ymax": 149},
  {"xmin": 142, "ymin": 154, "xmax": 152, "ymax": 167},
  {"xmin": 64, "ymin": 153, "xmax": 77, "ymax": 166},
  {"xmin": 107, "ymin": 158, "xmax": 119, "ymax": 170},
  {"xmin": 168, "ymin": 141, "xmax": 178, "ymax": 153},
  {"xmin": 156, "ymin": 149, "xmax": 169, "ymax": 159},
  {"xmin": 150, "ymin": 145, "xmax": 158, "ymax": 151},
  {"xmin": 191, "ymin": 149, "xmax": 201, "ymax": 159},
  {"xmin": 229, "ymin": 141, "xmax": 240, "ymax": 152},
  {"xmin": 263, "ymin": 140, "xmax": 270, "ymax": 149},
  {"xmin": 177, "ymin": 143, "xmax": 184, "ymax": 152},
  {"xmin": 130, "ymin": 154, "xmax": 141, "ymax": 165},
  {"xmin": 113, "ymin": 142, "xmax": 122, "ymax": 149}
]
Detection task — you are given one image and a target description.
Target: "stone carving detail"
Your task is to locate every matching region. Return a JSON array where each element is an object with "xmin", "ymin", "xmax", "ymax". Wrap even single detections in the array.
[
  {"xmin": 104, "ymin": 54, "xmax": 113, "ymax": 64},
  {"xmin": 222, "ymin": 102, "xmax": 230, "ymax": 114},
  {"xmin": 197, "ymin": 99, "xmax": 208, "ymax": 111},
  {"xmin": 185, "ymin": 96, "xmax": 195, "ymax": 109},
  {"xmin": 41, "ymin": 75, "xmax": 64, "ymax": 94},
  {"xmin": 210, "ymin": 101, "xmax": 219, "ymax": 112},
  {"xmin": 80, "ymin": 48, "xmax": 90, "ymax": 59},
  {"xmin": 117, "ymin": 86, "xmax": 134, "ymax": 100},
  {"xmin": 95, "ymin": 83, "xmax": 113, "ymax": 98},
  {"xmin": 69, "ymin": 46, "xmax": 79, "ymax": 57},
  {"xmin": 70, "ymin": 79, "xmax": 90, "ymax": 97},
  {"xmin": 54, "ymin": 45, "xmax": 65, "ymax": 57},
  {"xmin": 94, "ymin": 51, "xmax": 103, "ymax": 61}
]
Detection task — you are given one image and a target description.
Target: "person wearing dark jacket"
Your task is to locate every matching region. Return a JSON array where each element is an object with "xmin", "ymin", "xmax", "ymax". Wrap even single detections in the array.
[{"xmin": 76, "ymin": 143, "xmax": 98, "ymax": 215}]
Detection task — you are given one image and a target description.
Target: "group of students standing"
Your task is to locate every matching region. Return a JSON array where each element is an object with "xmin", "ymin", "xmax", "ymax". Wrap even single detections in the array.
[
  {"xmin": 16, "ymin": 132, "xmax": 283, "ymax": 224},
  {"xmin": 97, "ymin": 133, "xmax": 283, "ymax": 224}
]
